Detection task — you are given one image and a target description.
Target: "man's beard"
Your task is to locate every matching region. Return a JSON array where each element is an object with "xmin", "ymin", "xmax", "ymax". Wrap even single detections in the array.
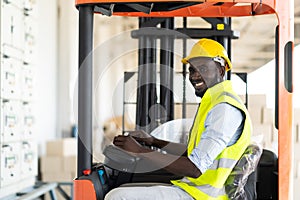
[{"xmin": 195, "ymin": 88, "xmax": 206, "ymax": 98}]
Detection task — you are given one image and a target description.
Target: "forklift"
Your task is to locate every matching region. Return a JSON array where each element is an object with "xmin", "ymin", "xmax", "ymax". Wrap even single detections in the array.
[{"xmin": 73, "ymin": 1, "xmax": 294, "ymax": 199}]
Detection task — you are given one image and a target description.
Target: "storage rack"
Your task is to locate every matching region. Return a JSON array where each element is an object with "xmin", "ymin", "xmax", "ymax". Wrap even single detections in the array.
[{"xmin": 0, "ymin": 0, "xmax": 38, "ymax": 198}]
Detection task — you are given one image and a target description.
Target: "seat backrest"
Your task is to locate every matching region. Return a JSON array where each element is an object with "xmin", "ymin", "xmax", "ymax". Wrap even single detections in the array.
[
  {"xmin": 225, "ymin": 144, "xmax": 262, "ymax": 199},
  {"xmin": 256, "ymin": 149, "xmax": 278, "ymax": 200}
]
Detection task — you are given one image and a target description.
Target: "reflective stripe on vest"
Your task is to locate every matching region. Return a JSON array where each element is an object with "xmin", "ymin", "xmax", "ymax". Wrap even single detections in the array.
[
  {"xmin": 210, "ymin": 158, "xmax": 237, "ymax": 170},
  {"xmin": 218, "ymin": 91, "xmax": 243, "ymax": 105},
  {"xmin": 180, "ymin": 177, "xmax": 227, "ymax": 198},
  {"xmin": 196, "ymin": 185, "xmax": 226, "ymax": 198}
]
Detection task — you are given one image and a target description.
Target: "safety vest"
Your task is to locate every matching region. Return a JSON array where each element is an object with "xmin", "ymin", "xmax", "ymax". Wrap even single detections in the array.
[{"xmin": 171, "ymin": 80, "xmax": 252, "ymax": 200}]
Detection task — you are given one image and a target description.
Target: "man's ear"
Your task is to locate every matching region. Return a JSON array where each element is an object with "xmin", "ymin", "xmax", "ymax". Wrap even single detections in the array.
[{"xmin": 219, "ymin": 65, "xmax": 226, "ymax": 77}]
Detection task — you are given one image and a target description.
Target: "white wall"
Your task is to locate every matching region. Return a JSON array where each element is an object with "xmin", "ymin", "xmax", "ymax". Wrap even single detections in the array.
[
  {"xmin": 57, "ymin": 0, "xmax": 79, "ymax": 137},
  {"xmin": 93, "ymin": 17, "xmax": 138, "ymax": 127},
  {"xmin": 54, "ymin": 9, "xmax": 138, "ymax": 134},
  {"xmin": 35, "ymin": 0, "xmax": 58, "ymax": 154},
  {"xmin": 244, "ymin": 44, "xmax": 300, "ymax": 108}
]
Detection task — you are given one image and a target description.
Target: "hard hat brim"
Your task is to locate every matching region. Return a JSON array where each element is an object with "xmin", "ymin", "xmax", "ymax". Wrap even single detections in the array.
[
  {"xmin": 181, "ymin": 56, "xmax": 232, "ymax": 71},
  {"xmin": 181, "ymin": 57, "xmax": 189, "ymax": 64}
]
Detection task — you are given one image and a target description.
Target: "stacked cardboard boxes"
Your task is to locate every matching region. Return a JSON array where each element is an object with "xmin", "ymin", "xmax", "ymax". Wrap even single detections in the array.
[
  {"xmin": 245, "ymin": 94, "xmax": 278, "ymax": 152},
  {"xmin": 41, "ymin": 138, "xmax": 77, "ymax": 182},
  {"xmin": 41, "ymin": 138, "xmax": 77, "ymax": 200},
  {"xmin": 247, "ymin": 95, "xmax": 300, "ymax": 198},
  {"xmin": 294, "ymin": 111, "xmax": 300, "ymax": 199}
]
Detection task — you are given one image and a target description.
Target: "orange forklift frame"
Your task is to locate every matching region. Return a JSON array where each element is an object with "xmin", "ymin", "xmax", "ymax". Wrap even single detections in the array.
[{"xmin": 73, "ymin": 1, "xmax": 294, "ymax": 199}]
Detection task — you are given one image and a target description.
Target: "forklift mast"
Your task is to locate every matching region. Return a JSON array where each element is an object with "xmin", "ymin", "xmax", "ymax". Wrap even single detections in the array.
[
  {"xmin": 74, "ymin": 1, "xmax": 294, "ymax": 200},
  {"xmin": 134, "ymin": 17, "xmax": 237, "ymax": 133}
]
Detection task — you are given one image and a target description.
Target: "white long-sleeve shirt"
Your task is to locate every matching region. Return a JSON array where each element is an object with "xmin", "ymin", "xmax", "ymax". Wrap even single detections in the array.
[{"xmin": 188, "ymin": 103, "xmax": 244, "ymax": 173}]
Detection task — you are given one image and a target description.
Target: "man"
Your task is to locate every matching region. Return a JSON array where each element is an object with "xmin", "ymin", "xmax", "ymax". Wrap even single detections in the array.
[{"xmin": 105, "ymin": 38, "xmax": 252, "ymax": 200}]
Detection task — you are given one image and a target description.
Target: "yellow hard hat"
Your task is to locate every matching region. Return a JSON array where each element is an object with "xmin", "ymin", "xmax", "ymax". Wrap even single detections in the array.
[{"xmin": 182, "ymin": 38, "xmax": 232, "ymax": 71}]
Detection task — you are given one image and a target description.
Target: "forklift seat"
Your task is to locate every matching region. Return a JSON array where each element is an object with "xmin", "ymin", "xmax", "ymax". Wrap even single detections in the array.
[
  {"xmin": 225, "ymin": 144, "xmax": 262, "ymax": 199},
  {"xmin": 256, "ymin": 149, "xmax": 278, "ymax": 200}
]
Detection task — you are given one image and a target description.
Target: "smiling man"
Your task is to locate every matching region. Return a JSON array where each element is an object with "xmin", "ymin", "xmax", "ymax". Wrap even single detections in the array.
[{"xmin": 105, "ymin": 39, "xmax": 252, "ymax": 200}]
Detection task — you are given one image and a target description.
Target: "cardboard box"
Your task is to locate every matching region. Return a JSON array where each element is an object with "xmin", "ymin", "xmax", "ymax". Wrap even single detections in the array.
[
  {"xmin": 42, "ymin": 172, "xmax": 73, "ymax": 182},
  {"xmin": 294, "ymin": 108, "xmax": 300, "ymax": 124},
  {"xmin": 252, "ymin": 124, "xmax": 273, "ymax": 144},
  {"xmin": 63, "ymin": 155, "xmax": 77, "ymax": 173},
  {"xmin": 174, "ymin": 104, "xmax": 198, "ymax": 120},
  {"xmin": 248, "ymin": 107, "xmax": 262, "ymax": 124},
  {"xmin": 40, "ymin": 156, "xmax": 63, "ymax": 173},
  {"xmin": 247, "ymin": 94, "xmax": 267, "ymax": 109},
  {"xmin": 262, "ymin": 108, "xmax": 274, "ymax": 124},
  {"xmin": 240, "ymin": 94, "xmax": 266, "ymax": 109},
  {"xmin": 46, "ymin": 138, "xmax": 77, "ymax": 156}
]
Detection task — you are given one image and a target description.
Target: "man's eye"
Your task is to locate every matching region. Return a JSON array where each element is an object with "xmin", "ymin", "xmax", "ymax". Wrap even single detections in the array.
[
  {"xmin": 199, "ymin": 67, "xmax": 208, "ymax": 73},
  {"xmin": 188, "ymin": 67, "xmax": 195, "ymax": 73}
]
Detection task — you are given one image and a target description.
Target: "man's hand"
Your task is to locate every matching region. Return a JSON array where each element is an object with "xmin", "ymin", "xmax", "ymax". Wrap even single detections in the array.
[
  {"xmin": 113, "ymin": 135, "xmax": 144, "ymax": 153},
  {"xmin": 128, "ymin": 130, "xmax": 154, "ymax": 146}
]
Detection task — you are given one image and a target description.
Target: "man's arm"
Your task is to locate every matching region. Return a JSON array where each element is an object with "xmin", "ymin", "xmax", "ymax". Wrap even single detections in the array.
[
  {"xmin": 189, "ymin": 103, "xmax": 244, "ymax": 173},
  {"xmin": 129, "ymin": 130, "xmax": 187, "ymax": 156},
  {"xmin": 151, "ymin": 138, "xmax": 187, "ymax": 156},
  {"xmin": 113, "ymin": 135, "xmax": 201, "ymax": 178}
]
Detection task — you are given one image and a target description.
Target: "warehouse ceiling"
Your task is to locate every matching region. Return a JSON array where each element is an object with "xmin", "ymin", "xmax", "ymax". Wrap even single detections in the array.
[
  {"xmin": 181, "ymin": 3, "xmax": 300, "ymax": 73},
  {"xmin": 182, "ymin": 14, "xmax": 280, "ymax": 73},
  {"xmin": 230, "ymin": 2, "xmax": 300, "ymax": 73},
  {"xmin": 95, "ymin": 1, "xmax": 299, "ymax": 74}
]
